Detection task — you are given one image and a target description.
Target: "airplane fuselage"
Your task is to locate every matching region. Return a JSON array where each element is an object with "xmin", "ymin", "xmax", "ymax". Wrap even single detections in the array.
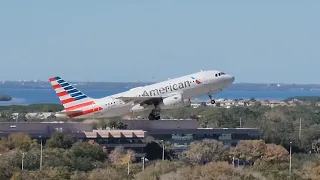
[{"xmin": 54, "ymin": 70, "xmax": 235, "ymax": 120}]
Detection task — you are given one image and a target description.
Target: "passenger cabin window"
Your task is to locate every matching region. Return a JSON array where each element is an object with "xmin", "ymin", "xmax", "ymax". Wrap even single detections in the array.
[{"xmin": 215, "ymin": 74, "xmax": 218, "ymax": 77}]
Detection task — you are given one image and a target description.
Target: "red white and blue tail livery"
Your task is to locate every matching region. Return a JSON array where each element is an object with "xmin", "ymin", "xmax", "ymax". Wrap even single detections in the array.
[
  {"xmin": 49, "ymin": 76, "xmax": 102, "ymax": 118},
  {"xmin": 49, "ymin": 70, "xmax": 235, "ymax": 120}
]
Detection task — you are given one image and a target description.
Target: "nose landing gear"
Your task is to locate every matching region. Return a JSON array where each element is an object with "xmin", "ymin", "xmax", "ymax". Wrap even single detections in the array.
[{"xmin": 209, "ymin": 94, "xmax": 215, "ymax": 104}]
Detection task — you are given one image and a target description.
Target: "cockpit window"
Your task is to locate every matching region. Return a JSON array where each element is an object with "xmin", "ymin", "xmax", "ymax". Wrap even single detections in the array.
[{"xmin": 215, "ymin": 72, "xmax": 225, "ymax": 77}]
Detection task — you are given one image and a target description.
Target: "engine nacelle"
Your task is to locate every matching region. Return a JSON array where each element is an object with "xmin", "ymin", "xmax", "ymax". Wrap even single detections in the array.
[
  {"xmin": 130, "ymin": 95, "xmax": 191, "ymax": 113},
  {"xmin": 130, "ymin": 104, "xmax": 153, "ymax": 113},
  {"xmin": 159, "ymin": 94, "xmax": 191, "ymax": 109}
]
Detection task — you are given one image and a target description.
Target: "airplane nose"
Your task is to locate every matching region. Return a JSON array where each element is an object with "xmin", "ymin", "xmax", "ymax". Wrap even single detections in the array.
[{"xmin": 225, "ymin": 74, "xmax": 235, "ymax": 85}]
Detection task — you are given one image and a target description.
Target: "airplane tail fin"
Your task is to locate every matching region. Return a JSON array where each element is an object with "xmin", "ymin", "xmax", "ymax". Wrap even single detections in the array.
[{"xmin": 49, "ymin": 76, "xmax": 95, "ymax": 111}]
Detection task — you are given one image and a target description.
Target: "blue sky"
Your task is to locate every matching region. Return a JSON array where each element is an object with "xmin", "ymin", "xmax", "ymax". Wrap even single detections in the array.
[{"xmin": 0, "ymin": 1, "xmax": 319, "ymax": 83}]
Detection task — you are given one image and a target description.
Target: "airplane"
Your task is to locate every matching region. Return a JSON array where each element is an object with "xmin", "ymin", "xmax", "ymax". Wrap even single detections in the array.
[{"xmin": 49, "ymin": 70, "xmax": 235, "ymax": 120}]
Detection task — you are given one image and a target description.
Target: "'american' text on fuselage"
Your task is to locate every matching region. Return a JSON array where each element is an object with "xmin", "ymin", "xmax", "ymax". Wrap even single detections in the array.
[{"xmin": 142, "ymin": 80, "xmax": 191, "ymax": 96}]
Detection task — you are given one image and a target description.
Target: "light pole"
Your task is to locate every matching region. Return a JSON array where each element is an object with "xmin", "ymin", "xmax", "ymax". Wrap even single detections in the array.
[
  {"xmin": 39, "ymin": 136, "xmax": 43, "ymax": 170},
  {"xmin": 141, "ymin": 157, "xmax": 145, "ymax": 171},
  {"xmin": 127, "ymin": 154, "xmax": 131, "ymax": 175},
  {"xmin": 232, "ymin": 156, "xmax": 235, "ymax": 167},
  {"xmin": 161, "ymin": 140, "xmax": 165, "ymax": 160},
  {"xmin": 289, "ymin": 141, "xmax": 292, "ymax": 175},
  {"xmin": 22, "ymin": 152, "xmax": 25, "ymax": 170}
]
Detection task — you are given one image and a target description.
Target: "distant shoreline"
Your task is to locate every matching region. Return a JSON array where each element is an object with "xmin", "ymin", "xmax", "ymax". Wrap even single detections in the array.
[
  {"xmin": 1, "ymin": 95, "xmax": 320, "ymax": 108},
  {"xmin": 1, "ymin": 87, "xmax": 319, "ymax": 92},
  {"xmin": 1, "ymin": 83, "xmax": 320, "ymax": 105},
  {"xmin": 1, "ymin": 82, "xmax": 320, "ymax": 92}
]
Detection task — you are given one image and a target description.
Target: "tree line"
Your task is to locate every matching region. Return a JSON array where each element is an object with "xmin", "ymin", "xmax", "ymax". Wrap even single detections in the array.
[{"xmin": 0, "ymin": 132, "xmax": 319, "ymax": 180}]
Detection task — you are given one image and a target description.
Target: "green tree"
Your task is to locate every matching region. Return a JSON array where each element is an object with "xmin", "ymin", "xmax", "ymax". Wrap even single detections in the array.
[
  {"xmin": 230, "ymin": 140, "xmax": 267, "ymax": 162},
  {"xmin": 50, "ymin": 166, "xmax": 72, "ymax": 180},
  {"xmin": 0, "ymin": 137, "xmax": 10, "ymax": 152},
  {"xmin": 88, "ymin": 168, "xmax": 128, "ymax": 180},
  {"xmin": 70, "ymin": 171, "xmax": 88, "ymax": 180},
  {"xmin": 134, "ymin": 160, "xmax": 188, "ymax": 180},
  {"xmin": 262, "ymin": 143, "xmax": 289, "ymax": 164},
  {"xmin": 8, "ymin": 133, "xmax": 37, "ymax": 151},
  {"xmin": 162, "ymin": 161, "xmax": 251, "ymax": 180},
  {"xmin": 107, "ymin": 121, "xmax": 128, "ymax": 130},
  {"xmin": 23, "ymin": 149, "xmax": 41, "ymax": 170},
  {"xmin": 0, "ymin": 150, "xmax": 23, "ymax": 179},
  {"xmin": 312, "ymin": 140, "xmax": 320, "ymax": 154},
  {"xmin": 301, "ymin": 162, "xmax": 320, "ymax": 180},
  {"xmin": 180, "ymin": 139, "xmax": 229, "ymax": 164},
  {"xmin": 46, "ymin": 132, "xmax": 75, "ymax": 149},
  {"xmin": 43, "ymin": 148, "xmax": 71, "ymax": 168},
  {"xmin": 108, "ymin": 146, "xmax": 135, "ymax": 165},
  {"xmin": 68, "ymin": 142, "xmax": 107, "ymax": 171}
]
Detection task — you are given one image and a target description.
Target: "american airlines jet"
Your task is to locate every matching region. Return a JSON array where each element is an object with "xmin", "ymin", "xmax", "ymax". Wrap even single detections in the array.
[{"xmin": 49, "ymin": 70, "xmax": 235, "ymax": 120}]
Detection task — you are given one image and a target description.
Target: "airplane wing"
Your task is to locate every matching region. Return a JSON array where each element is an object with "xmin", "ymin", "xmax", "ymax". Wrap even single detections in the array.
[
  {"xmin": 116, "ymin": 92, "xmax": 182, "ymax": 106},
  {"xmin": 116, "ymin": 96, "xmax": 163, "ymax": 105}
]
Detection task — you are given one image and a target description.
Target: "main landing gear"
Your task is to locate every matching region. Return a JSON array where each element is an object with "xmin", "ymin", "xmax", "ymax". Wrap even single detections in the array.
[
  {"xmin": 148, "ymin": 106, "xmax": 161, "ymax": 120},
  {"xmin": 209, "ymin": 94, "xmax": 215, "ymax": 104}
]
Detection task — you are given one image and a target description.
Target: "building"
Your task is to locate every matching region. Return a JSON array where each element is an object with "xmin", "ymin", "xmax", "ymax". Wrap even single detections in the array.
[
  {"xmin": 0, "ymin": 121, "xmax": 148, "ymax": 158},
  {"xmin": 117, "ymin": 120, "xmax": 259, "ymax": 154},
  {"xmin": 152, "ymin": 128, "xmax": 259, "ymax": 153},
  {"xmin": 83, "ymin": 130, "xmax": 147, "ymax": 158},
  {"xmin": 0, "ymin": 120, "xmax": 259, "ymax": 157}
]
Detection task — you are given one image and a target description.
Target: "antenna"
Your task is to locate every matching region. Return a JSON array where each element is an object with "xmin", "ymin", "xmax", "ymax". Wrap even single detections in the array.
[{"xmin": 200, "ymin": 69, "xmax": 203, "ymax": 72}]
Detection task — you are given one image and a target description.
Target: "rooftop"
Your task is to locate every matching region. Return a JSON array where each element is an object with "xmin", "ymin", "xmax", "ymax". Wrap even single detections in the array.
[
  {"xmin": 118, "ymin": 119, "xmax": 198, "ymax": 130},
  {"xmin": 0, "ymin": 120, "xmax": 260, "ymax": 139},
  {"xmin": 88, "ymin": 130, "xmax": 147, "ymax": 138}
]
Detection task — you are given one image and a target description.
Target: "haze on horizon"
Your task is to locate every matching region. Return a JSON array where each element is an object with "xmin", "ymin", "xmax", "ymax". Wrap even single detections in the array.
[{"xmin": 0, "ymin": 1, "xmax": 319, "ymax": 84}]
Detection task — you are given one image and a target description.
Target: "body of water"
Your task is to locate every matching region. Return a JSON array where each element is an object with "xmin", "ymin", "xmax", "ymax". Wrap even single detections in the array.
[{"xmin": 1, "ymin": 88, "xmax": 320, "ymax": 105}]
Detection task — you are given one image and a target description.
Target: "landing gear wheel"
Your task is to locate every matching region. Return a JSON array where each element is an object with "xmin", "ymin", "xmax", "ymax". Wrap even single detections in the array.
[
  {"xmin": 148, "ymin": 114, "xmax": 155, "ymax": 121},
  {"xmin": 148, "ymin": 108, "xmax": 161, "ymax": 120},
  {"xmin": 211, "ymin": 99, "xmax": 215, "ymax": 104}
]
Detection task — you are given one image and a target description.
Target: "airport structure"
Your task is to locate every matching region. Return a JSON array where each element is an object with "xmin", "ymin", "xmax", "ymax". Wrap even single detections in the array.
[{"xmin": 0, "ymin": 119, "xmax": 259, "ymax": 158}]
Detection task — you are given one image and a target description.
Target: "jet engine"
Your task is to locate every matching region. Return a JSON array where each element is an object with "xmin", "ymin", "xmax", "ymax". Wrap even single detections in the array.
[
  {"xmin": 130, "ymin": 104, "xmax": 153, "ymax": 113},
  {"xmin": 159, "ymin": 94, "xmax": 191, "ymax": 109}
]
